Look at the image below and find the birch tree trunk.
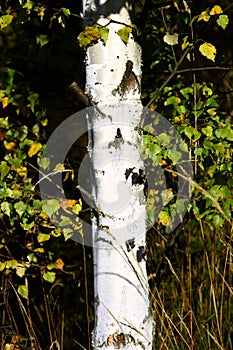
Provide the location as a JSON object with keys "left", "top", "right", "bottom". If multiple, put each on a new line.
{"left": 82, "top": 1, "right": 153, "bottom": 349}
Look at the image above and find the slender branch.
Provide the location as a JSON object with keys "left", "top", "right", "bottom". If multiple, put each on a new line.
{"left": 176, "top": 66, "right": 233, "bottom": 74}
{"left": 144, "top": 47, "right": 191, "bottom": 111}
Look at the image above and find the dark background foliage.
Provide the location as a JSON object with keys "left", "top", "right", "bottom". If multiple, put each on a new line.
{"left": 0, "top": 1, "right": 232, "bottom": 349}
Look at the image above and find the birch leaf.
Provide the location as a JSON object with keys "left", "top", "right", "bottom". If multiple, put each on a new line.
{"left": 209, "top": 5, "right": 223, "bottom": 15}
{"left": 43, "top": 271, "right": 56, "bottom": 283}
{"left": 0, "top": 15, "right": 13, "bottom": 30}
{"left": 163, "top": 33, "right": 178, "bottom": 46}
{"left": 217, "top": 15, "right": 229, "bottom": 30}
{"left": 36, "top": 34, "right": 49, "bottom": 47}
{"left": 99, "top": 27, "right": 109, "bottom": 44}
{"left": 159, "top": 211, "right": 170, "bottom": 226}
{"left": 199, "top": 42, "right": 216, "bottom": 62}
{"left": 42, "top": 199, "right": 60, "bottom": 217}
{"left": 14, "top": 201, "right": 27, "bottom": 217}
{"left": 28, "top": 142, "right": 42, "bottom": 157}
{"left": 2, "top": 96, "right": 9, "bottom": 108}
{"left": 4, "top": 140, "right": 16, "bottom": 151}
{"left": 37, "top": 233, "right": 50, "bottom": 243}
{"left": 197, "top": 11, "right": 210, "bottom": 22}
{"left": 18, "top": 285, "right": 28, "bottom": 299}
{"left": 117, "top": 27, "right": 132, "bottom": 43}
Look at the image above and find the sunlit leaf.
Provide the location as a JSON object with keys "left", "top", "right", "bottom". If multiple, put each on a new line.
{"left": 197, "top": 11, "right": 210, "bottom": 22}
{"left": 209, "top": 5, "right": 223, "bottom": 15}
{"left": 1, "top": 202, "right": 11, "bottom": 216}
{"left": 2, "top": 97, "right": 9, "bottom": 108}
{"left": 18, "top": 285, "right": 28, "bottom": 299}
{"left": 47, "top": 258, "right": 64, "bottom": 270}
{"left": 217, "top": 15, "right": 229, "bottom": 30}
{"left": 199, "top": 42, "right": 216, "bottom": 62}
{"left": 117, "top": 26, "right": 132, "bottom": 43}
{"left": 37, "top": 233, "right": 50, "bottom": 243}
{"left": 72, "top": 199, "right": 82, "bottom": 214}
{"left": 14, "top": 201, "right": 27, "bottom": 217}
{"left": 62, "top": 7, "right": 70, "bottom": 16}
{"left": 0, "top": 161, "right": 10, "bottom": 181}
{"left": 163, "top": 33, "right": 178, "bottom": 46}
{"left": 159, "top": 211, "right": 170, "bottom": 226}
{"left": 16, "top": 265, "right": 27, "bottom": 278}
{"left": 28, "top": 142, "right": 42, "bottom": 157}
{"left": 0, "top": 15, "right": 14, "bottom": 30}
{"left": 99, "top": 27, "right": 109, "bottom": 44}
{"left": 167, "top": 149, "right": 182, "bottom": 164}
{"left": 42, "top": 199, "right": 60, "bottom": 217}
{"left": 6, "top": 260, "right": 18, "bottom": 269}
{"left": 43, "top": 271, "right": 56, "bottom": 283}
{"left": 4, "top": 140, "right": 16, "bottom": 151}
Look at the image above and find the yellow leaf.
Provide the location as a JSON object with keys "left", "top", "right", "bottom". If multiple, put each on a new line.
{"left": 163, "top": 33, "right": 178, "bottom": 46}
{"left": 28, "top": 142, "right": 42, "bottom": 157}
{"left": 72, "top": 199, "right": 82, "bottom": 214}
{"left": 4, "top": 140, "right": 16, "bottom": 151}
{"left": 198, "top": 11, "right": 210, "bottom": 22}
{"left": 34, "top": 247, "right": 45, "bottom": 253}
{"left": 16, "top": 166, "right": 27, "bottom": 177}
{"left": 199, "top": 42, "right": 216, "bottom": 62}
{"left": 67, "top": 199, "right": 76, "bottom": 207}
{"left": 210, "top": 5, "right": 223, "bottom": 15}
{"left": 173, "top": 2, "right": 180, "bottom": 11}
{"left": 54, "top": 258, "right": 64, "bottom": 270}
{"left": 159, "top": 211, "right": 170, "bottom": 226}
{"left": 2, "top": 97, "right": 9, "bottom": 108}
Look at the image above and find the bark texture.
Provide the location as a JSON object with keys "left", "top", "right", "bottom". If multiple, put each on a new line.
{"left": 82, "top": 1, "right": 153, "bottom": 349}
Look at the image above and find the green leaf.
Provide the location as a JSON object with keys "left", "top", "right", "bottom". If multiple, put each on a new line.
{"left": 0, "top": 15, "right": 14, "bottom": 30}
{"left": 43, "top": 271, "right": 56, "bottom": 283}
{"left": 149, "top": 143, "right": 161, "bottom": 155}
{"left": 199, "top": 42, "right": 216, "bottom": 62}
{"left": 117, "top": 26, "right": 132, "bottom": 43}
{"left": 27, "top": 92, "right": 39, "bottom": 113}
{"left": 184, "top": 126, "right": 201, "bottom": 140}
{"left": 1, "top": 202, "right": 12, "bottom": 216}
{"left": 215, "top": 127, "right": 233, "bottom": 141}
{"left": 36, "top": 34, "right": 49, "bottom": 47}
{"left": 33, "top": 199, "right": 42, "bottom": 210}
{"left": 16, "top": 265, "right": 27, "bottom": 278}
{"left": 213, "top": 214, "right": 224, "bottom": 228}
{"left": 99, "top": 27, "right": 109, "bottom": 44}
{"left": 42, "top": 199, "right": 60, "bottom": 217}
{"left": 0, "top": 161, "right": 10, "bottom": 181}
{"left": 6, "top": 260, "right": 18, "bottom": 269}
{"left": 14, "top": 201, "right": 27, "bottom": 217}
{"left": 62, "top": 7, "right": 70, "bottom": 16}
{"left": 22, "top": 0, "right": 33, "bottom": 14}
{"left": 217, "top": 15, "right": 229, "bottom": 30}
{"left": 167, "top": 149, "right": 182, "bottom": 164}
{"left": 38, "top": 156, "right": 50, "bottom": 170}
{"left": 18, "top": 285, "right": 28, "bottom": 299}
{"left": 37, "top": 233, "right": 50, "bottom": 244}
{"left": 63, "top": 228, "right": 73, "bottom": 241}
{"left": 202, "top": 125, "right": 213, "bottom": 137}
{"left": 163, "top": 33, "right": 178, "bottom": 46}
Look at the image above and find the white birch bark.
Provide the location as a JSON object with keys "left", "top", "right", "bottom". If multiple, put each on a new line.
{"left": 82, "top": 1, "right": 153, "bottom": 349}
